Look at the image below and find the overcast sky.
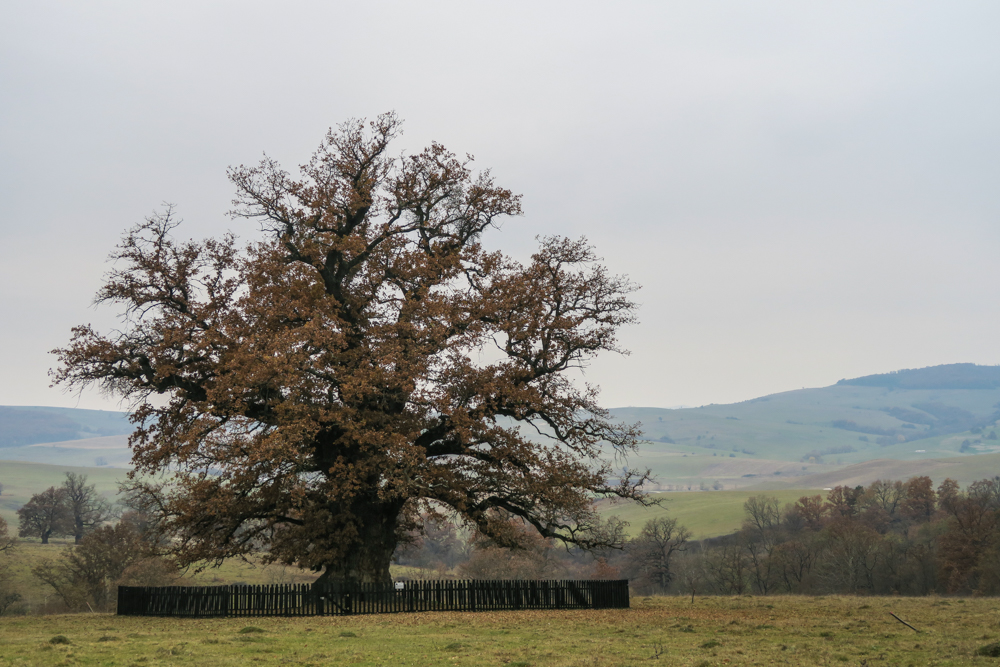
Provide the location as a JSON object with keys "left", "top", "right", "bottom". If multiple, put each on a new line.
{"left": 3, "top": 1, "right": 999, "bottom": 412}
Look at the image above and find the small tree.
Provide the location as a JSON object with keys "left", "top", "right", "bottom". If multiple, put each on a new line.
{"left": 901, "top": 476, "right": 936, "bottom": 522}
{"left": 62, "top": 473, "right": 112, "bottom": 544}
{"left": 17, "top": 487, "right": 72, "bottom": 544}
{"left": 624, "top": 516, "right": 691, "bottom": 593}
{"left": 32, "top": 521, "right": 176, "bottom": 612}
{"left": 704, "top": 542, "right": 749, "bottom": 595}
{"left": 863, "top": 479, "right": 905, "bottom": 520}
{"left": 0, "top": 517, "right": 15, "bottom": 554}
{"left": 740, "top": 494, "right": 783, "bottom": 594}
{"left": 589, "top": 557, "right": 620, "bottom": 580}
{"left": 0, "top": 517, "right": 20, "bottom": 615}
{"left": 788, "top": 494, "right": 826, "bottom": 531}
{"left": 458, "top": 518, "right": 571, "bottom": 580}
{"left": 394, "top": 514, "right": 467, "bottom": 573}
{"left": 743, "top": 494, "right": 781, "bottom": 543}
{"left": 817, "top": 519, "right": 885, "bottom": 594}
{"left": 770, "top": 537, "right": 821, "bottom": 593}
{"left": 824, "top": 485, "right": 865, "bottom": 519}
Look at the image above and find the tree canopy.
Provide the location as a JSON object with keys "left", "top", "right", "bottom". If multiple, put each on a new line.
{"left": 18, "top": 486, "right": 72, "bottom": 545}
{"left": 63, "top": 473, "right": 112, "bottom": 544}
{"left": 53, "top": 113, "right": 651, "bottom": 583}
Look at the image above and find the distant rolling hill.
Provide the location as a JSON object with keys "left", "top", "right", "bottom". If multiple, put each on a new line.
{"left": 0, "top": 406, "right": 131, "bottom": 447}
{"left": 1, "top": 434, "right": 132, "bottom": 468}
{"left": 613, "top": 363, "right": 1000, "bottom": 491}
{"left": 4, "top": 363, "right": 1000, "bottom": 502}
{"left": 4, "top": 366, "right": 1000, "bottom": 542}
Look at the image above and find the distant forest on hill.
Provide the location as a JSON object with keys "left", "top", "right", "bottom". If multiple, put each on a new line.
{"left": 838, "top": 363, "right": 1000, "bottom": 390}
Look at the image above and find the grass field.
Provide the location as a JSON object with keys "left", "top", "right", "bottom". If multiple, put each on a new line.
{"left": 1, "top": 540, "right": 321, "bottom": 614}
{"left": 600, "top": 489, "right": 812, "bottom": 539}
{"left": 0, "top": 461, "right": 126, "bottom": 527}
{"left": 1, "top": 596, "right": 998, "bottom": 666}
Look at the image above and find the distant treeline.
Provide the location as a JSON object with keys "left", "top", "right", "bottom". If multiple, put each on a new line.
{"left": 838, "top": 363, "right": 1000, "bottom": 390}
{"left": 654, "top": 476, "right": 1000, "bottom": 597}
{"left": 6, "top": 475, "right": 1000, "bottom": 614}
{"left": 395, "top": 476, "right": 1000, "bottom": 598}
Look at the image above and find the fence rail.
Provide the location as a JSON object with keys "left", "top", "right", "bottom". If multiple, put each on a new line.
{"left": 117, "top": 579, "right": 629, "bottom": 617}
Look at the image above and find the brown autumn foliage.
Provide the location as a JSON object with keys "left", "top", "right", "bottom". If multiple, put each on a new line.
{"left": 936, "top": 476, "right": 1000, "bottom": 593}
{"left": 52, "top": 113, "right": 652, "bottom": 584}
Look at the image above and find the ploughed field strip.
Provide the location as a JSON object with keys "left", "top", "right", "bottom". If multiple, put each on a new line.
{"left": 117, "top": 579, "right": 630, "bottom": 617}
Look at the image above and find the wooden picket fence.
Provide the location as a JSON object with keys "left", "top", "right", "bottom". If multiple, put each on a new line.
{"left": 117, "top": 579, "right": 629, "bottom": 617}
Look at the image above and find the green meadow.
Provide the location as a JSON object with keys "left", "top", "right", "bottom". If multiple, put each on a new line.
{"left": 0, "top": 540, "right": 319, "bottom": 615}
{"left": 1, "top": 596, "right": 998, "bottom": 666}
{"left": 600, "top": 489, "right": 812, "bottom": 540}
{"left": 0, "top": 461, "right": 124, "bottom": 527}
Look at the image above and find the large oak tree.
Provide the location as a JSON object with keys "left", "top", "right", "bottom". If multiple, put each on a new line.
{"left": 54, "top": 113, "right": 651, "bottom": 584}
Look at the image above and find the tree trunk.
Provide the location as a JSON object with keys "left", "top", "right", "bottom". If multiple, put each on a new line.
{"left": 313, "top": 498, "right": 402, "bottom": 586}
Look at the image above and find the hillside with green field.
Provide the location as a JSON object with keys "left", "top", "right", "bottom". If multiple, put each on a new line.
{"left": 0, "top": 405, "right": 132, "bottom": 469}
{"left": 599, "top": 488, "right": 811, "bottom": 539}
{"left": 4, "top": 364, "right": 1000, "bottom": 542}
{"left": 612, "top": 363, "right": 1000, "bottom": 491}
{"left": 0, "top": 435, "right": 132, "bottom": 469}
{"left": 594, "top": 451, "right": 1000, "bottom": 539}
